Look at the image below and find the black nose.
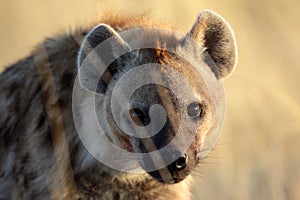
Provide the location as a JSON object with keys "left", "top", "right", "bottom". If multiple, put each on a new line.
{"left": 144, "top": 152, "right": 189, "bottom": 184}
{"left": 174, "top": 154, "right": 188, "bottom": 171}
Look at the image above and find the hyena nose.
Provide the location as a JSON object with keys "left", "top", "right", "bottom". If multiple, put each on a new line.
{"left": 174, "top": 154, "right": 188, "bottom": 171}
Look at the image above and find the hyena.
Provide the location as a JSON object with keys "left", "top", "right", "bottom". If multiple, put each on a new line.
{"left": 0, "top": 9, "right": 237, "bottom": 199}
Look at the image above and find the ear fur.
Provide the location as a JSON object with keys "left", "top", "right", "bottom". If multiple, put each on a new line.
{"left": 77, "top": 24, "right": 130, "bottom": 93}
{"left": 185, "top": 10, "right": 237, "bottom": 79}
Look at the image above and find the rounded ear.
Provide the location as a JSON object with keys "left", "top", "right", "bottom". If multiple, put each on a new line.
{"left": 185, "top": 10, "right": 237, "bottom": 79}
{"left": 77, "top": 24, "right": 130, "bottom": 93}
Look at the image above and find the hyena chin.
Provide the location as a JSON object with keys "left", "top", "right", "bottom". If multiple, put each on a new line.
{"left": 0, "top": 9, "right": 237, "bottom": 199}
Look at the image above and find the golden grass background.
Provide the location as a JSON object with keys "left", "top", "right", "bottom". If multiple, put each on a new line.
{"left": 1, "top": 0, "right": 299, "bottom": 199}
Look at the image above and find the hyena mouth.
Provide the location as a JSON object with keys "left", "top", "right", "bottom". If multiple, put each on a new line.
{"left": 142, "top": 152, "right": 190, "bottom": 184}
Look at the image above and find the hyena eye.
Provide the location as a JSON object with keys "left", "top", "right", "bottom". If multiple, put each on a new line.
{"left": 129, "top": 108, "right": 151, "bottom": 126}
{"left": 187, "top": 102, "right": 203, "bottom": 118}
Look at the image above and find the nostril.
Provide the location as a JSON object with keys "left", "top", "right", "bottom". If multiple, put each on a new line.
{"left": 175, "top": 154, "right": 188, "bottom": 170}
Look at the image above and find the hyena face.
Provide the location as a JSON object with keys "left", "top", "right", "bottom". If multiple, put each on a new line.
{"left": 124, "top": 55, "right": 215, "bottom": 183}
{"left": 75, "top": 10, "right": 237, "bottom": 184}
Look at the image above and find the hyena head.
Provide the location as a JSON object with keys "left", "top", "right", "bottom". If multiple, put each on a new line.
{"left": 75, "top": 10, "right": 237, "bottom": 184}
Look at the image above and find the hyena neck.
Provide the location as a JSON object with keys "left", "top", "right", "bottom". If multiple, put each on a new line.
{"left": 76, "top": 170, "right": 192, "bottom": 199}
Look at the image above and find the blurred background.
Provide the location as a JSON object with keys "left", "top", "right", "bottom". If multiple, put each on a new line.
{"left": 1, "top": 0, "right": 299, "bottom": 199}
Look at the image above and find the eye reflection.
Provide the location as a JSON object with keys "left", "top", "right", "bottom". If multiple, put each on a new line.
{"left": 187, "top": 102, "right": 202, "bottom": 118}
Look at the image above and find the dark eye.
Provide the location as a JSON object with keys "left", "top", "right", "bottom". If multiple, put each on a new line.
{"left": 187, "top": 102, "right": 202, "bottom": 118}
{"left": 129, "top": 108, "right": 151, "bottom": 126}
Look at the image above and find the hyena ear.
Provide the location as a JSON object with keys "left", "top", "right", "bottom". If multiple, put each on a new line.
{"left": 184, "top": 10, "right": 237, "bottom": 79}
{"left": 77, "top": 24, "right": 131, "bottom": 93}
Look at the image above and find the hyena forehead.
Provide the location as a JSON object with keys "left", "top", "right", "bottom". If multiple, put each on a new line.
{"left": 118, "top": 60, "right": 209, "bottom": 108}
{"left": 157, "top": 51, "right": 213, "bottom": 103}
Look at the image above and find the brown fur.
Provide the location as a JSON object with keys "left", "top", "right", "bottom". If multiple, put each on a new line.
{"left": 0, "top": 10, "right": 237, "bottom": 199}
